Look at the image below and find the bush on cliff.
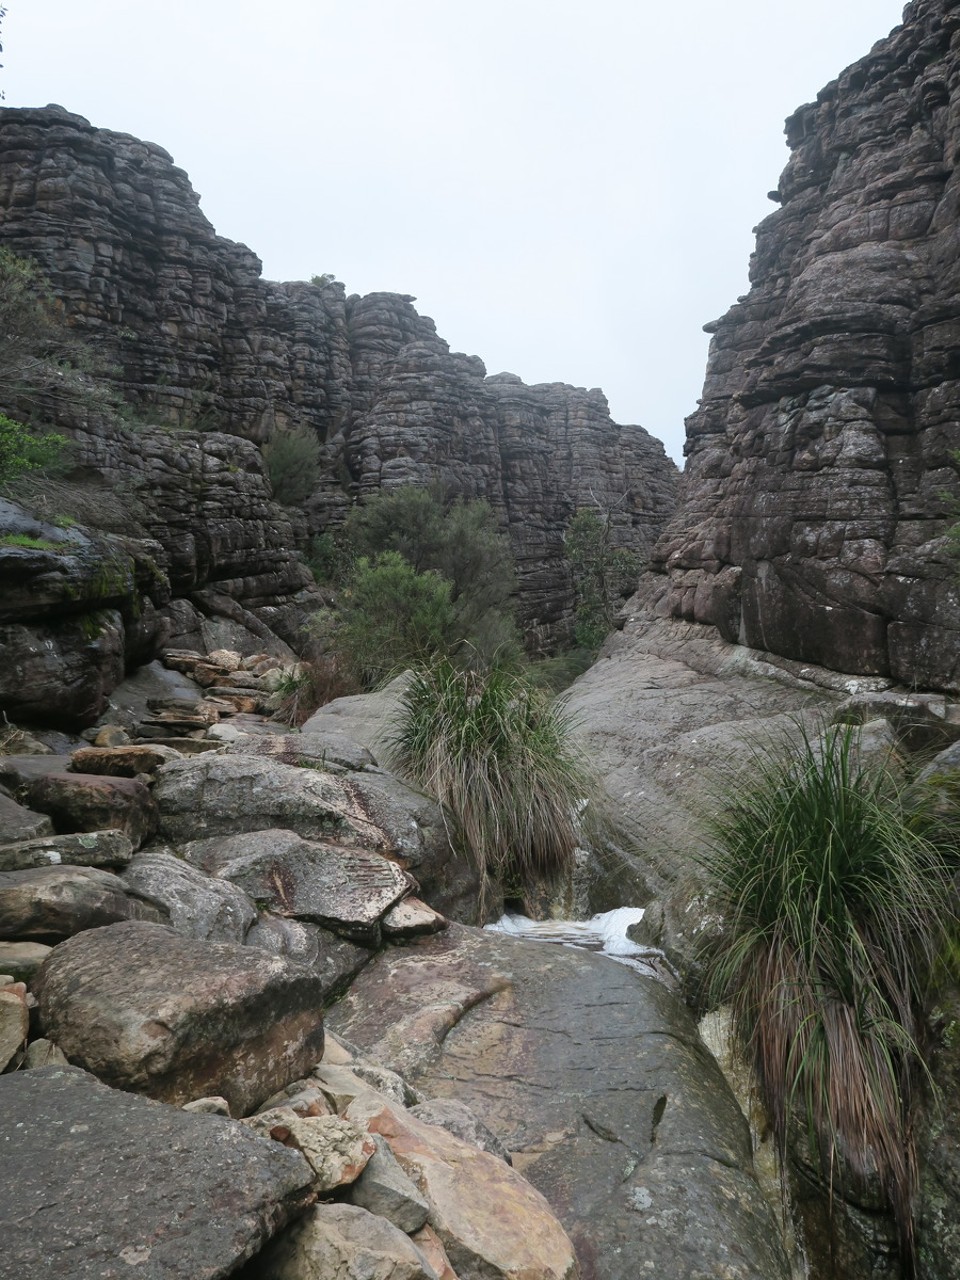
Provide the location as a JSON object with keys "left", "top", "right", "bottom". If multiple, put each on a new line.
{"left": 386, "top": 655, "right": 600, "bottom": 903}
{"left": 312, "top": 487, "right": 521, "bottom": 688}
{"left": 700, "top": 723, "right": 956, "bottom": 1272}
{"left": 564, "top": 506, "right": 639, "bottom": 651}
{"left": 263, "top": 425, "right": 321, "bottom": 506}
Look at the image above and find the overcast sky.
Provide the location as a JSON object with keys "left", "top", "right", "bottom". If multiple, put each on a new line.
{"left": 5, "top": 1, "right": 908, "bottom": 463}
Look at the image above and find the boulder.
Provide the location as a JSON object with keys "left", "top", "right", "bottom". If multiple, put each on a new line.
{"left": 383, "top": 896, "right": 449, "bottom": 938}
{"left": 245, "top": 1109, "right": 376, "bottom": 1192}
{"left": 0, "top": 981, "right": 28, "bottom": 1069}
{"left": 153, "top": 755, "right": 394, "bottom": 846}
{"left": 0, "top": 829, "right": 134, "bottom": 872}
{"left": 252, "top": 1202, "right": 440, "bottom": 1280}
{"left": 20, "top": 771, "right": 157, "bottom": 848}
{"left": 0, "top": 790, "right": 53, "bottom": 843}
{"left": 21, "top": 1036, "right": 69, "bottom": 1069}
{"left": 410, "top": 1225, "right": 459, "bottom": 1280}
{"left": 0, "top": 940, "right": 52, "bottom": 983}
{"left": 346, "top": 1095, "right": 578, "bottom": 1280}
{"left": 68, "top": 744, "right": 181, "bottom": 776}
{"left": 313, "top": 1062, "right": 419, "bottom": 1112}
{"left": 410, "top": 1099, "right": 512, "bottom": 1166}
{"left": 184, "top": 829, "right": 409, "bottom": 944}
{"left": 34, "top": 921, "right": 327, "bottom": 1114}
{"left": 244, "top": 913, "right": 371, "bottom": 1002}
{"left": 120, "top": 849, "right": 258, "bottom": 942}
{"left": 0, "top": 1065, "right": 315, "bottom": 1278}
{"left": 348, "top": 1133, "right": 431, "bottom": 1233}
{"left": 0, "top": 864, "right": 166, "bottom": 940}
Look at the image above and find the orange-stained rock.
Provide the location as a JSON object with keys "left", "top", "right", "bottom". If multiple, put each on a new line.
{"left": 69, "top": 744, "right": 180, "bottom": 776}
{"left": 411, "top": 1225, "right": 460, "bottom": 1280}
{"left": 345, "top": 1097, "right": 578, "bottom": 1280}
{"left": 0, "top": 982, "right": 29, "bottom": 1070}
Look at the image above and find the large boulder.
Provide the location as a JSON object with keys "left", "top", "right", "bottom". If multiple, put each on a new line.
{"left": 252, "top": 1202, "right": 440, "bottom": 1280}
{"left": 180, "top": 828, "right": 408, "bottom": 945}
{"left": 0, "top": 1065, "right": 315, "bottom": 1278}
{"left": 329, "top": 924, "right": 792, "bottom": 1280}
{"left": 120, "top": 849, "right": 258, "bottom": 942}
{"left": 34, "top": 921, "right": 327, "bottom": 1114}
{"left": 0, "top": 864, "right": 165, "bottom": 940}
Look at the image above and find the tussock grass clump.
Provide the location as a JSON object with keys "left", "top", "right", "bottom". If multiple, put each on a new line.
{"left": 702, "top": 723, "right": 957, "bottom": 1274}
{"left": 386, "top": 657, "right": 600, "bottom": 897}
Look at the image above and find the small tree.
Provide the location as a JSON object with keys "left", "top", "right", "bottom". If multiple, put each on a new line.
{"left": 0, "top": 413, "right": 67, "bottom": 489}
{"left": 263, "top": 425, "right": 321, "bottom": 506}
{"left": 337, "top": 551, "right": 457, "bottom": 687}
{"left": 564, "top": 507, "right": 639, "bottom": 649}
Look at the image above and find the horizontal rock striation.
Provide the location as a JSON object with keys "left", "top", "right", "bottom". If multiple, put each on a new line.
{"left": 0, "top": 106, "right": 677, "bottom": 642}
{"left": 645, "top": 0, "right": 960, "bottom": 689}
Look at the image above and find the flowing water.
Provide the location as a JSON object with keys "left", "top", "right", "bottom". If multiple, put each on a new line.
{"left": 485, "top": 907, "right": 679, "bottom": 986}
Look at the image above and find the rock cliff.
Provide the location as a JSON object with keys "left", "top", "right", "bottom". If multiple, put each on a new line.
{"left": 0, "top": 105, "right": 677, "bottom": 645}
{"left": 645, "top": 0, "right": 960, "bottom": 691}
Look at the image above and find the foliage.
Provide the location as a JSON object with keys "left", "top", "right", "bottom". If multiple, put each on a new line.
{"left": 305, "top": 531, "right": 350, "bottom": 585}
{"left": 336, "top": 552, "right": 458, "bottom": 687}
{"left": 270, "top": 657, "right": 357, "bottom": 728}
{"left": 386, "top": 656, "right": 601, "bottom": 900}
{"left": 0, "top": 532, "right": 62, "bottom": 550}
{"left": 526, "top": 647, "right": 597, "bottom": 693}
{"left": 0, "top": 414, "right": 68, "bottom": 490}
{"left": 263, "top": 426, "right": 321, "bottom": 506}
{"left": 329, "top": 486, "right": 521, "bottom": 681}
{"left": 564, "top": 507, "right": 639, "bottom": 650}
{"left": 700, "top": 723, "right": 957, "bottom": 1273}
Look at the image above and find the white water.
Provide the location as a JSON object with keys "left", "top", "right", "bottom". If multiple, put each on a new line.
{"left": 486, "top": 907, "right": 677, "bottom": 985}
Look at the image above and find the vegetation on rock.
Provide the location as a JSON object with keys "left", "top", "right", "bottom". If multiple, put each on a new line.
{"left": 564, "top": 507, "right": 639, "bottom": 651}
{"left": 263, "top": 425, "right": 322, "bottom": 507}
{"left": 700, "top": 722, "right": 957, "bottom": 1273}
{"left": 386, "top": 656, "right": 600, "bottom": 905}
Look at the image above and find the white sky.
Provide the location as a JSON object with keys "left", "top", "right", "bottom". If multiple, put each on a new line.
{"left": 5, "top": 1, "right": 908, "bottom": 463}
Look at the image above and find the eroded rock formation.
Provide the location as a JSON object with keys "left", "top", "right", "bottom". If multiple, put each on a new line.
{"left": 646, "top": 0, "right": 960, "bottom": 690}
{"left": 0, "top": 104, "right": 677, "bottom": 646}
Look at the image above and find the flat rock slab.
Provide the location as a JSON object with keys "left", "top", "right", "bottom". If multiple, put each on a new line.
{"left": 0, "top": 1065, "right": 315, "bottom": 1279}
{"left": 153, "top": 755, "right": 391, "bottom": 847}
{"left": 328, "top": 925, "right": 791, "bottom": 1280}
{"left": 0, "top": 863, "right": 166, "bottom": 940}
{"left": 69, "top": 744, "right": 181, "bottom": 776}
{"left": 21, "top": 771, "right": 158, "bottom": 849}
{"left": 183, "top": 829, "right": 409, "bottom": 944}
{"left": 0, "top": 828, "right": 134, "bottom": 872}
{"left": 35, "top": 921, "right": 327, "bottom": 1114}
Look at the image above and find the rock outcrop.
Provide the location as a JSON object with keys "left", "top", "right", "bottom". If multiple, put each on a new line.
{"left": 645, "top": 0, "right": 960, "bottom": 691}
{"left": 0, "top": 104, "right": 677, "bottom": 650}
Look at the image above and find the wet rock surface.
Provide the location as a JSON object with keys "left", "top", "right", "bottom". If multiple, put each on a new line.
{"left": 329, "top": 925, "right": 790, "bottom": 1280}
{"left": 644, "top": 0, "right": 960, "bottom": 690}
{"left": 0, "top": 1065, "right": 316, "bottom": 1279}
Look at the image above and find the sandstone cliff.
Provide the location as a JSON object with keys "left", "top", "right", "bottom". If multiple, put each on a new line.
{"left": 0, "top": 105, "right": 677, "bottom": 646}
{"left": 646, "top": 0, "right": 960, "bottom": 691}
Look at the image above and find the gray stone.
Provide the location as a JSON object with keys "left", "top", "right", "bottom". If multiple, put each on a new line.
{"left": 253, "top": 1202, "right": 440, "bottom": 1280}
{"left": 0, "top": 940, "right": 53, "bottom": 983}
{"left": 183, "top": 827, "right": 408, "bottom": 944}
{"left": 0, "top": 864, "right": 166, "bottom": 940}
{"left": 35, "top": 921, "right": 327, "bottom": 1114}
{"left": 0, "top": 789, "right": 54, "bottom": 843}
{"left": 348, "top": 1134, "right": 431, "bottom": 1233}
{"left": 0, "top": 1065, "right": 314, "bottom": 1278}
{"left": 120, "top": 849, "right": 258, "bottom": 942}
{"left": 329, "top": 924, "right": 792, "bottom": 1280}
{"left": 183, "top": 1095, "right": 232, "bottom": 1116}
{"left": 243, "top": 1110, "right": 375, "bottom": 1193}
{"left": 21, "top": 1036, "right": 69, "bottom": 1069}
{"left": 0, "top": 829, "right": 134, "bottom": 872}
{"left": 410, "top": 1099, "right": 513, "bottom": 1166}
{"left": 244, "top": 912, "right": 372, "bottom": 1001}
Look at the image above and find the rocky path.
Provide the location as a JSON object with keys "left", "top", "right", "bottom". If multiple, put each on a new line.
{"left": 328, "top": 924, "right": 792, "bottom": 1280}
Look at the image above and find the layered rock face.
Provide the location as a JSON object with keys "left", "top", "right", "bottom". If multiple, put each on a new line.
{"left": 0, "top": 105, "right": 677, "bottom": 640}
{"left": 647, "top": 0, "right": 960, "bottom": 690}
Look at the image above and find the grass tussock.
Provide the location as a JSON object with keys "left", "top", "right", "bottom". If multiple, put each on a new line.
{"left": 385, "top": 656, "right": 601, "bottom": 899}
{"left": 701, "top": 723, "right": 957, "bottom": 1275}
{"left": 271, "top": 656, "right": 358, "bottom": 728}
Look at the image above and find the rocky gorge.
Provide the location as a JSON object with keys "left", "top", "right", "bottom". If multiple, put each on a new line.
{"left": 3, "top": 0, "right": 960, "bottom": 1277}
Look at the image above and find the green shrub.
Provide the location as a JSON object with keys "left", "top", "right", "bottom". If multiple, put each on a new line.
{"left": 701, "top": 723, "right": 956, "bottom": 1270}
{"left": 386, "top": 656, "right": 600, "bottom": 901}
{"left": 564, "top": 507, "right": 639, "bottom": 650}
{"left": 337, "top": 552, "right": 457, "bottom": 687}
{"left": 270, "top": 656, "right": 357, "bottom": 727}
{"left": 0, "top": 414, "right": 68, "bottom": 490}
{"left": 263, "top": 426, "right": 321, "bottom": 506}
